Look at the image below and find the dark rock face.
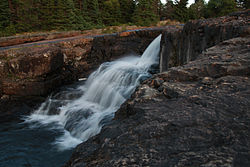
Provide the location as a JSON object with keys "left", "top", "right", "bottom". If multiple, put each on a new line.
{"left": 0, "top": 97, "right": 45, "bottom": 123}
{"left": 0, "top": 28, "right": 165, "bottom": 98}
{"left": 65, "top": 37, "right": 250, "bottom": 167}
{"left": 160, "top": 10, "right": 250, "bottom": 71}
{"left": 0, "top": 47, "right": 63, "bottom": 96}
{"left": 60, "top": 28, "right": 167, "bottom": 81}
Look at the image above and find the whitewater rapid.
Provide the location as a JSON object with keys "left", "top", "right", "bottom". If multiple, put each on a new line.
{"left": 25, "top": 34, "right": 162, "bottom": 150}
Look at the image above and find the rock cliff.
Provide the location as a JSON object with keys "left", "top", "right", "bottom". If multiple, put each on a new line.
{"left": 160, "top": 10, "right": 250, "bottom": 71}
{"left": 0, "top": 28, "right": 165, "bottom": 98}
{"left": 65, "top": 36, "right": 250, "bottom": 167}
{"left": 65, "top": 11, "right": 250, "bottom": 167}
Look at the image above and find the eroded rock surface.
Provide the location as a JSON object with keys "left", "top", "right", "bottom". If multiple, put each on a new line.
{"left": 160, "top": 10, "right": 250, "bottom": 71}
{"left": 0, "top": 28, "right": 166, "bottom": 98}
{"left": 0, "top": 47, "right": 63, "bottom": 96}
{"left": 65, "top": 37, "right": 250, "bottom": 167}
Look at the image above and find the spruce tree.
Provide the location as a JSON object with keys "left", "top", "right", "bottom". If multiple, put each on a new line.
{"left": 0, "top": 0, "right": 16, "bottom": 36}
{"left": 236, "top": 0, "right": 250, "bottom": 9}
{"left": 173, "top": 0, "right": 189, "bottom": 22}
{"left": 206, "top": 0, "right": 237, "bottom": 18}
{"left": 189, "top": 0, "right": 205, "bottom": 19}
{"left": 118, "top": 0, "right": 135, "bottom": 24}
{"left": 132, "top": 0, "right": 159, "bottom": 26}
{"left": 0, "top": 0, "right": 11, "bottom": 30}
{"left": 83, "top": 0, "right": 102, "bottom": 25}
{"left": 163, "top": 0, "right": 175, "bottom": 20}
{"left": 101, "top": 0, "right": 121, "bottom": 25}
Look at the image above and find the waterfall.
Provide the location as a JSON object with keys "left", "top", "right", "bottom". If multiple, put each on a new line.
{"left": 25, "top": 34, "right": 162, "bottom": 150}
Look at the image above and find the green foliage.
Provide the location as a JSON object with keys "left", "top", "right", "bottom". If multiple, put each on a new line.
{"left": 172, "top": 0, "right": 189, "bottom": 22}
{"left": 0, "top": 0, "right": 245, "bottom": 37}
{"left": 100, "top": 0, "right": 122, "bottom": 25}
{"left": 206, "top": 0, "right": 237, "bottom": 18}
{"left": 119, "top": 0, "right": 136, "bottom": 23}
{"left": 132, "top": 0, "right": 159, "bottom": 26}
{"left": 0, "top": 0, "right": 11, "bottom": 29}
{"left": 189, "top": 0, "right": 206, "bottom": 20}
{"left": 162, "top": 0, "right": 175, "bottom": 20}
{"left": 235, "top": 0, "right": 250, "bottom": 9}
{"left": 0, "top": 0, "right": 16, "bottom": 36}
{"left": 83, "top": 0, "right": 102, "bottom": 25}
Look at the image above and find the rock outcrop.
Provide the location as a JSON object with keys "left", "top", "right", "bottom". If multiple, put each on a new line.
{"left": 60, "top": 28, "right": 167, "bottom": 80}
{"left": 0, "top": 47, "right": 63, "bottom": 96}
{"left": 0, "top": 28, "right": 166, "bottom": 98}
{"left": 0, "top": 31, "right": 82, "bottom": 47}
{"left": 160, "top": 10, "right": 250, "bottom": 71}
{"left": 65, "top": 36, "right": 250, "bottom": 167}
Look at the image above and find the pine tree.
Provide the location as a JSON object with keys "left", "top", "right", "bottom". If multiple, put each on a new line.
{"left": 189, "top": 0, "right": 205, "bottom": 19}
{"left": 163, "top": 0, "right": 175, "bottom": 20}
{"left": 0, "top": 0, "right": 16, "bottom": 36}
{"left": 206, "top": 0, "right": 237, "bottom": 18}
{"left": 100, "top": 0, "right": 121, "bottom": 25}
{"left": 83, "top": 0, "right": 102, "bottom": 25}
{"left": 236, "top": 0, "right": 250, "bottom": 9}
{"left": 0, "top": 0, "right": 11, "bottom": 30}
{"left": 132, "top": 0, "right": 159, "bottom": 26}
{"left": 15, "top": 0, "right": 34, "bottom": 32}
{"left": 173, "top": 0, "right": 189, "bottom": 22}
{"left": 118, "top": 0, "right": 135, "bottom": 24}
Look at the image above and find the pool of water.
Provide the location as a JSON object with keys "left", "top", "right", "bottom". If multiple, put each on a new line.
{"left": 0, "top": 119, "right": 73, "bottom": 167}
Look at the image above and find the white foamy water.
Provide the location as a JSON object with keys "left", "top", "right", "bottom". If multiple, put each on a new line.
{"left": 25, "top": 34, "right": 162, "bottom": 150}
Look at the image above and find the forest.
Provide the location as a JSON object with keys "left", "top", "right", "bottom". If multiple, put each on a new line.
{"left": 0, "top": 0, "right": 249, "bottom": 37}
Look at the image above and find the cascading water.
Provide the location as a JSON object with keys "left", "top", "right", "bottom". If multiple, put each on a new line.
{"left": 25, "top": 34, "right": 162, "bottom": 150}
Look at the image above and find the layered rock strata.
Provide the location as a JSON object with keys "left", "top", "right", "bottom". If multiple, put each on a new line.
{"left": 65, "top": 36, "right": 250, "bottom": 167}
{"left": 0, "top": 28, "right": 166, "bottom": 98}
{"left": 160, "top": 10, "right": 250, "bottom": 71}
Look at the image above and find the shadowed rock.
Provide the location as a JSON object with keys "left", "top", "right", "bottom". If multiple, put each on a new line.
{"left": 65, "top": 36, "right": 250, "bottom": 167}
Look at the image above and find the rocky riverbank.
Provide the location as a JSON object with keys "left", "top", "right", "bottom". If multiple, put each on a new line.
{"left": 0, "top": 9, "right": 249, "bottom": 167}
{"left": 65, "top": 11, "right": 250, "bottom": 167}
{"left": 0, "top": 27, "right": 167, "bottom": 98}
{"left": 65, "top": 36, "right": 250, "bottom": 167}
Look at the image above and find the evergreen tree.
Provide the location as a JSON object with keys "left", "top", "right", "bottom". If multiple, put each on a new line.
{"left": 206, "top": 0, "right": 237, "bottom": 18}
{"left": 172, "top": 0, "right": 189, "bottom": 22}
{"left": 0, "top": 0, "right": 11, "bottom": 29}
{"left": 118, "top": 0, "right": 135, "bottom": 23}
{"left": 50, "top": 0, "right": 76, "bottom": 30}
{"left": 163, "top": 0, "right": 175, "bottom": 20}
{"left": 100, "top": 0, "right": 121, "bottom": 25}
{"left": 0, "top": 0, "right": 16, "bottom": 36}
{"left": 236, "top": 0, "right": 250, "bottom": 9}
{"left": 14, "top": 0, "right": 34, "bottom": 32}
{"left": 83, "top": 0, "right": 102, "bottom": 25}
{"left": 132, "top": 0, "right": 159, "bottom": 26}
{"left": 189, "top": 0, "right": 205, "bottom": 19}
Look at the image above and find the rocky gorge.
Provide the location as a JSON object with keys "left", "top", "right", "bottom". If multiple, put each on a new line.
{"left": 65, "top": 10, "right": 250, "bottom": 167}
{"left": 0, "top": 10, "right": 249, "bottom": 167}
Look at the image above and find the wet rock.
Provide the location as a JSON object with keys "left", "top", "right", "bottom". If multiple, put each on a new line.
{"left": 0, "top": 96, "right": 45, "bottom": 123}
{"left": 160, "top": 10, "right": 250, "bottom": 72}
{"left": 65, "top": 37, "right": 250, "bottom": 167}
{"left": 0, "top": 27, "right": 166, "bottom": 98}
